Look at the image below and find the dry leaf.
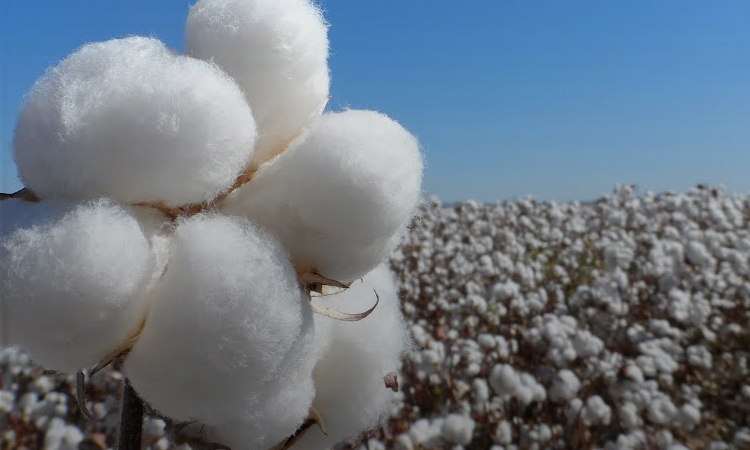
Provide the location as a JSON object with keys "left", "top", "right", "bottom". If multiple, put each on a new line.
{"left": 384, "top": 372, "right": 399, "bottom": 392}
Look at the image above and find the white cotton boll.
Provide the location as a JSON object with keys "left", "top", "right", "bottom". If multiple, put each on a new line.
{"left": 205, "top": 305, "right": 322, "bottom": 450}
{"left": 441, "top": 414, "right": 476, "bottom": 446}
{"left": 549, "top": 369, "right": 581, "bottom": 402}
{"left": 581, "top": 395, "right": 612, "bottom": 426}
{"left": 619, "top": 402, "right": 642, "bottom": 430}
{"left": 1, "top": 199, "right": 152, "bottom": 373}
{"left": 125, "top": 214, "right": 313, "bottom": 425}
{"left": 222, "top": 110, "right": 423, "bottom": 282}
{"left": 293, "top": 265, "right": 411, "bottom": 450}
{"left": 186, "top": 0, "right": 329, "bottom": 167}
{"left": 44, "top": 417, "right": 84, "bottom": 450}
{"left": 406, "top": 418, "right": 445, "bottom": 450}
{"left": 14, "top": 36, "right": 256, "bottom": 206}
{"left": 205, "top": 316, "right": 319, "bottom": 450}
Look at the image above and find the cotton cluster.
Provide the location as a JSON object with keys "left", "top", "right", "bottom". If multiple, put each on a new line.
{"left": 489, "top": 364, "right": 546, "bottom": 406}
{"left": 581, "top": 396, "right": 612, "bottom": 426}
{"left": 1, "top": 199, "right": 152, "bottom": 373}
{"left": 548, "top": 369, "right": 581, "bottom": 401}
{"left": 222, "top": 110, "right": 423, "bottom": 282}
{"left": 186, "top": 0, "right": 329, "bottom": 167}
{"left": 3, "top": 0, "right": 423, "bottom": 448}
{"left": 124, "top": 215, "right": 314, "bottom": 427}
{"left": 43, "top": 418, "right": 84, "bottom": 450}
{"left": 294, "top": 265, "right": 411, "bottom": 449}
{"left": 396, "top": 414, "right": 475, "bottom": 449}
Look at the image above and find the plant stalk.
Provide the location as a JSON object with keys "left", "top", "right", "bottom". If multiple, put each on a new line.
{"left": 118, "top": 378, "right": 144, "bottom": 450}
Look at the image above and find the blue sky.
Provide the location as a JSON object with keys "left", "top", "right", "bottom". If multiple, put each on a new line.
{"left": 1, "top": 1, "right": 748, "bottom": 202}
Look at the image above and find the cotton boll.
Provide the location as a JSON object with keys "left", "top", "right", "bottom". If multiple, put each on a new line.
{"left": 221, "top": 110, "right": 423, "bottom": 282}
{"left": 13, "top": 36, "right": 256, "bottom": 206}
{"left": 441, "top": 414, "right": 476, "bottom": 446}
{"left": 206, "top": 315, "right": 321, "bottom": 450}
{"left": 1, "top": 199, "right": 152, "bottom": 373}
{"left": 293, "top": 265, "right": 411, "bottom": 450}
{"left": 1, "top": 199, "right": 69, "bottom": 348}
{"left": 186, "top": 0, "right": 329, "bottom": 167}
{"left": 125, "top": 214, "right": 313, "bottom": 424}
{"left": 207, "top": 383, "right": 316, "bottom": 450}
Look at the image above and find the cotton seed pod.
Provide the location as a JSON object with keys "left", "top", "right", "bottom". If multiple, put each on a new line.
{"left": 124, "top": 214, "right": 313, "bottom": 424}
{"left": 186, "top": 0, "right": 330, "bottom": 167}
{"left": 0, "top": 199, "right": 153, "bottom": 374}
{"left": 13, "top": 36, "right": 256, "bottom": 206}
{"left": 221, "top": 110, "right": 423, "bottom": 282}
{"left": 293, "top": 265, "right": 412, "bottom": 450}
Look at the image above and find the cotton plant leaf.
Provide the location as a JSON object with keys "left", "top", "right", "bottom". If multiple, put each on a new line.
{"left": 384, "top": 372, "right": 399, "bottom": 392}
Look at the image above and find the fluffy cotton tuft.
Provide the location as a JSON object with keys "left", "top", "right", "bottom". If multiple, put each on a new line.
{"left": 205, "top": 314, "right": 323, "bottom": 450}
{"left": 13, "top": 36, "right": 256, "bottom": 206}
{"left": 293, "top": 265, "right": 411, "bottom": 450}
{"left": 221, "top": 110, "right": 423, "bottom": 282}
{"left": 124, "top": 214, "right": 315, "bottom": 426}
{"left": 0, "top": 199, "right": 152, "bottom": 373}
{"left": 186, "top": 0, "right": 330, "bottom": 166}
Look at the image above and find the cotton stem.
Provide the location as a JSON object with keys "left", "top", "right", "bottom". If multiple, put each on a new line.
{"left": 118, "top": 379, "right": 144, "bottom": 450}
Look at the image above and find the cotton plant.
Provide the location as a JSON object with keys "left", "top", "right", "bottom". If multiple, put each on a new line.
{"left": 0, "top": 1, "right": 423, "bottom": 449}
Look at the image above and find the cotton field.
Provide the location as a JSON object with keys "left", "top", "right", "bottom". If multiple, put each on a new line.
{"left": 1, "top": 184, "right": 748, "bottom": 450}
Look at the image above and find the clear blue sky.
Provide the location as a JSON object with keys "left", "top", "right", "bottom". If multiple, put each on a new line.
{"left": 1, "top": 1, "right": 749, "bottom": 202}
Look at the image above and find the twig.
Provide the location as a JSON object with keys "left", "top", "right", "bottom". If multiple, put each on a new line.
{"left": 0, "top": 164, "right": 257, "bottom": 220}
{"left": 76, "top": 370, "right": 94, "bottom": 421}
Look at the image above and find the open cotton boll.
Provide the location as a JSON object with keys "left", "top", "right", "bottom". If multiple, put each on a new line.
{"left": 293, "top": 265, "right": 411, "bottom": 450}
{"left": 125, "top": 214, "right": 313, "bottom": 424}
{"left": 205, "top": 314, "right": 322, "bottom": 450}
{"left": 0, "top": 199, "right": 152, "bottom": 373}
{"left": 0, "top": 199, "right": 70, "bottom": 348}
{"left": 13, "top": 36, "right": 256, "bottom": 206}
{"left": 186, "top": 0, "right": 329, "bottom": 166}
{"left": 221, "top": 110, "right": 423, "bottom": 282}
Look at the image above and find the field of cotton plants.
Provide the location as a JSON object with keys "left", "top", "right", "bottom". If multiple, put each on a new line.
{"left": 2, "top": 185, "right": 749, "bottom": 450}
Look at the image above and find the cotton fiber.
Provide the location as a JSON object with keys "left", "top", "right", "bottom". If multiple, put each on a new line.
{"left": 186, "top": 0, "right": 330, "bottom": 167}
{"left": 124, "top": 214, "right": 314, "bottom": 424}
{"left": 294, "top": 265, "right": 411, "bottom": 450}
{"left": 1, "top": 199, "right": 152, "bottom": 373}
{"left": 221, "top": 110, "right": 423, "bottom": 282}
{"left": 205, "top": 313, "right": 321, "bottom": 450}
{"left": 0, "top": 199, "right": 69, "bottom": 349}
{"left": 13, "top": 36, "right": 256, "bottom": 206}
